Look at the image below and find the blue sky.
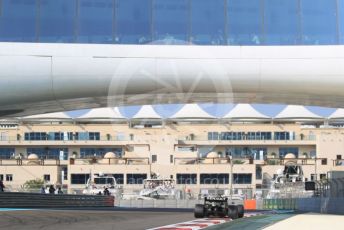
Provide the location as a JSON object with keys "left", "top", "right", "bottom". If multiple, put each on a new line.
{"left": 66, "top": 103, "right": 337, "bottom": 118}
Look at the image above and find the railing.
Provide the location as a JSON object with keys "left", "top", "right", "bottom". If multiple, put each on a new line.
{"left": 0, "top": 159, "right": 62, "bottom": 166}
{"left": 333, "top": 159, "right": 344, "bottom": 166}
{"left": 0, "top": 192, "right": 114, "bottom": 208}
{"left": 174, "top": 157, "right": 252, "bottom": 165}
{"left": 264, "top": 157, "right": 328, "bottom": 166}
{"left": 72, "top": 157, "right": 150, "bottom": 165}
{"left": 0, "top": 135, "right": 130, "bottom": 142}
{"left": 178, "top": 134, "right": 316, "bottom": 142}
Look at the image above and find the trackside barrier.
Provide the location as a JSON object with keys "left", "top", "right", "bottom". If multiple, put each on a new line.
{"left": 263, "top": 198, "right": 344, "bottom": 214}
{"left": 263, "top": 199, "right": 297, "bottom": 210}
{"left": 0, "top": 192, "right": 114, "bottom": 208}
{"left": 115, "top": 199, "right": 202, "bottom": 209}
{"left": 244, "top": 199, "right": 256, "bottom": 210}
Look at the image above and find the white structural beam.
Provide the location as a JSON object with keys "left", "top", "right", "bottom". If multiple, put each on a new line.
{"left": 1, "top": 43, "right": 344, "bottom": 116}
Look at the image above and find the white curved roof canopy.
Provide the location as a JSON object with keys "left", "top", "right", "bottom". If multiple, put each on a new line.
{"left": 22, "top": 112, "right": 71, "bottom": 120}
{"left": 223, "top": 104, "right": 269, "bottom": 120}
{"left": 78, "top": 107, "right": 126, "bottom": 120}
{"left": 328, "top": 108, "right": 344, "bottom": 119}
{"left": 132, "top": 105, "right": 162, "bottom": 119}
{"left": 169, "top": 104, "right": 215, "bottom": 119}
{"left": 274, "top": 105, "right": 322, "bottom": 120}
{"left": 3, "top": 44, "right": 344, "bottom": 117}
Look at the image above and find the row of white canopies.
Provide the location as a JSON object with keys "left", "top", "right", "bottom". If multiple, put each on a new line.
{"left": 18, "top": 104, "right": 344, "bottom": 121}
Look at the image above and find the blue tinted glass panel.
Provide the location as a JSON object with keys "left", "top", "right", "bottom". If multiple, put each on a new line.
{"left": 78, "top": 0, "right": 113, "bottom": 43}
{"left": 339, "top": 0, "right": 344, "bottom": 43}
{"left": 227, "top": 0, "right": 262, "bottom": 45}
{"left": 39, "top": 0, "right": 76, "bottom": 42}
{"left": 153, "top": 0, "right": 189, "bottom": 44}
{"left": 301, "top": 0, "right": 337, "bottom": 45}
{"left": 0, "top": 0, "right": 37, "bottom": 42}
{"left": 191, "top": 0, "right": 225, "bottom": 45}
{"left": 116, "top": 0, "right": 151, "bottom": 44}
{"left": 264, "top": 0, "right": 300, "bottom": 45}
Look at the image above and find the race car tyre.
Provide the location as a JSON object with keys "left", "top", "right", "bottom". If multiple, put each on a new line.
{"left": 228, "top": 205, "right": 239, "bottom": 219}
{"left": 237, "top": 205, "right": 244, "bottom": 218}
{"left": 194, "top": 204, "right": 205, "bottom": 218}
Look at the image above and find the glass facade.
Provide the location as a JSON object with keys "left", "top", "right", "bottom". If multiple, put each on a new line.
{"left": 26, "top": 148, "right": 68, "bottom": 160}
{"left": 0, "top": 0, "right": 343, "bottom": 45}
{"left": 0, "top": 148, "right": 15, "bottom": 159}
{"left": 226, "top": 147, "right": 267, "bottom": 160}
{"left": 279, "top": 147, "right": 299, "bottom": 158}
{"left": 126, "top": 173, "right": 147, "bottom": 184}
{"left": 80, "top": 148, "right": 123, "bottom": 158}
{"left": 71, "top": 173, "right": 90, "bottom": 184}
{"left": 200, "top": 173, "right": 229, "bottom": 184}
{"left": 233, "top": 173, "right": 252, "bottom": 184}
{"left": 176, "top": 173, "right": 197, "bottom": 184}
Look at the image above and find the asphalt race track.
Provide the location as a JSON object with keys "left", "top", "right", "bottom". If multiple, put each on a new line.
{"left": 0, "top": 208, "right": 193, "bottom": 230}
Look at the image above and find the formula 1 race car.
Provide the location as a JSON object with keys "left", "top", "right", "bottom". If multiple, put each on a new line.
{"left": 194, "top": 197, "right": 244, "bottom": 219}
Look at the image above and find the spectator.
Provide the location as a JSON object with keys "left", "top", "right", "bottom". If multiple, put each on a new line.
{"left": 48, "top": 185, "right": 55, "bottom": 194}
{"left": 40, "top": 186, "right": 45, "bottom": 194}
{"left": 103, "top": 188, "right": 110, "bottom": 196}
{"left": 57, "top": 187, "right": 63, "bottom": 194}
{"left": 0, "top": 180, "right": 5, "bottom": 192}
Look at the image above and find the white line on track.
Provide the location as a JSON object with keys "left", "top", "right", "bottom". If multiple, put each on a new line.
{"left": 147, "top": 211, "right": 276, "bottom": 230}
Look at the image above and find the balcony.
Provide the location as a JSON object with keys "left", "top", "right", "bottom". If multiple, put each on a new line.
{"left": 71, "top": 157, "right": 150, "bottom": 165}
{"left": 264, "top": 157, "right": 328, "bottom": 166}
{"left": 174, "top": 157, "right": 252, "bottom": 165}
{"left": 0, "top": 135, "right": 131, "bottom": 146}
{"left": 0, "top": 158, "right": 64, "bottom": 166}
{"left": 178, "top": 134, "right": 317, "bottom": 146}
{"left": 333, "top": 159, "right": 344, "bottom": 166}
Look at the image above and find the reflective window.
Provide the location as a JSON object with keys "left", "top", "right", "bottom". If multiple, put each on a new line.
{"left": 39, "top": 0, "right": 76, "bottom": 42}
{"left": 279, "top": 147, "right": 299, "bottom": 158}
{"left": 0, "top": 148, "right": 15, "bottom": 159}
{"left": 191, "top": 0, "right": 225, "bottom": 45}
{"left": 301, "top": 0, "right": 338, "bottom": 45}
{"left": 27, "top": 148, "right": 68, "bottom": 160}
{"left": 227, "top": 0, "right": 262, "bottom": 45}
{"left": 339, "top": 0, "right": 344, "bottom": 43}
{"left": 78, "top": 0, "right": 114, "bottom": 43}
{"left": 233, "top": 173, "right": 252, "bottom": 184}
{"left": 153, "top": 0, "right": 189, "bottom": 44}
{"left": 112, "top": 174, "right": 124, "bottom": 184}
{"left": 0, "top": 0, "right": 37, "bottom": 42}
{"left": 264, "top": 0, "right": 300, "bottom": 45}
{"left": 177, "top": 174, "right": 197, "bottom": 184}
{"left": 200, "top": 173, "right": 229, "bottom": 184}
{"left": 71, "top": 174, "right": 90, "bottom": 184}
{"left": 127, "top": 173, "right": 147, "bottom": 184}
{"left": 115, "top": 0, "right": 151, "bottom": 44}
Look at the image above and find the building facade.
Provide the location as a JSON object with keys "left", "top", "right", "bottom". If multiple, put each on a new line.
{"left": 1, "top": 117, "right": 344, "bottom": 197}
{"left": 1, "top": 0, "right": 344, "bottom": 115}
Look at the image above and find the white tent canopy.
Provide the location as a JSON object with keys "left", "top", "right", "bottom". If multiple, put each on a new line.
{"left": 223, "top": 104, "right": 269, "bottom": 119}
{"left": 169, "top": 104, "right": 215, "bottom": 119}
{"left": 328, "top": 108, "right": 344, "bottom": 119}
{"left": 22, "top": 112, "right": 71, "bottom": 120}
{"left": 78, "top": 107, "right": 125, "bottom": 120}
{"left": 275, "top": 105, "right": 322, "bottom": 119}
{"left": 132, "top": 105, "right": 162, "bottom": 119}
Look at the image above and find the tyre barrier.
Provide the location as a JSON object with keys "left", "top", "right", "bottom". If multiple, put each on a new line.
{"left": 0, "top": 192, "right": 114, "bottom": 208}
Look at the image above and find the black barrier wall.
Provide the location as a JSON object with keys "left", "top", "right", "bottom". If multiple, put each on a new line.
{"left": 0, "top": 192, "right": 114, "bottom": 208}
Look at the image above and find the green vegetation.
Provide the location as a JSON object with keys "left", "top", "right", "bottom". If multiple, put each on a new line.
{"left": 232, "top": 159, "right": 245, "bottom": 164}
{"left": 23, "top": 178, "right": 44, "bottom": 189}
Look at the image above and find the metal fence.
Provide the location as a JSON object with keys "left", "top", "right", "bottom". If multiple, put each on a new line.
{"left": 263, "top": 197, "right": 344, "bottom": 215}
{"left": 0, "top": 192, "right": 114, "bottom": 208}
{"left": 115, "top": 199, "right": 202, "bottom": 209}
